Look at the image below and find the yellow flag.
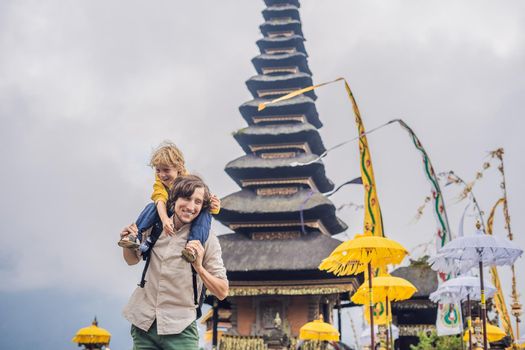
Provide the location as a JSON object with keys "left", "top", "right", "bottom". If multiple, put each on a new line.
{"left": 343, "top": 81, "right": 384, "bottom": 237}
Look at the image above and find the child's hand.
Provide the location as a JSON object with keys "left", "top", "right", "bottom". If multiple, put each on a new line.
{"left": 186, "top": 240, "right": 204, "bottom": 271}
{"left": 120, "top": 223, "right": 138, "bottom": 239}
{"left": 210, "top": 194, "right": 221, "bottom": 215}
{"left": 162, "top": 217, "right": 175, "bottom": 236}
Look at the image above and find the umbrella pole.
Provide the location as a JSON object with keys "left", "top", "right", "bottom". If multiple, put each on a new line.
{"left": 479, "top": 261, "right": 488, "bottom": 350}
{"left": 385, "top": 296, "right": 390, "bottom": 350}
{"left": 368, "top": 262, "right": 375, "bottom": 350}
{"left": 337, "top": 297, "right": 342, "bottom": 339}
{"left": 387, "top": 297, "right": 394, "bottom": 350}
{"left": 458, "top": 300, "right": 464, "bottom": 350}
{"left": 467, "top": 294, "right": 472, "bottom": 350}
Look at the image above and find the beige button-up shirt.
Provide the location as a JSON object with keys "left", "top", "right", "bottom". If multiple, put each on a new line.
{"left": 123, "top": 224, "right": 227, "bottom": 335}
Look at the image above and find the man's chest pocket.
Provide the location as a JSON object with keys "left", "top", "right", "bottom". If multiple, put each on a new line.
{"left": 165, "top": 253, "right": 191, "bottom": 274}
{"left": 164, "top": 239, "right": 189, "bottom": 270}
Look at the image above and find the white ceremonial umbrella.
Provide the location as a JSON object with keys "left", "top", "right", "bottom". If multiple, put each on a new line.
{"left": 360, "top": 325, "right": 399, "bottom": 345}
{"left": 431, "top": 231, "right": 522, "bottom": 275}
{"left": 429, "top": 276, "right": 496, "bottom": 303}
{"left": 430, "top": 229, "right": 523, "bottom": 350}
{"left": 430, "top": 275, "right": 497, "bottom": 350}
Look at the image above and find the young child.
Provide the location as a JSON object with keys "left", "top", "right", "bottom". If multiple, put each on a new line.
{"left": 118, "top": 141, "right": 220, "bottom": 261}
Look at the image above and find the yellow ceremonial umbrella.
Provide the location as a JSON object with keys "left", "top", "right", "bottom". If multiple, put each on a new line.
{"left": 463, "top": 322, "right": 506, "bottom": 342}
{"left": 72, "top": 318, "right": 111, "bottom": 346}
{"left": 299, "top": 316, "right": 340, "bottom": 342}
{"left": 351, "top": 274, "right": 417, "bottom": 304}
{"left": 352, "top": 274, "right": 416, "bottom": 350}
{"left": 319, "top": 234, "right": 408, "bottom": 276}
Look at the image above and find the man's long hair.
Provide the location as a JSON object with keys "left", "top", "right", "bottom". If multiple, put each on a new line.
{"left": 167, "top": 175, "right": 211, "bottom": 211}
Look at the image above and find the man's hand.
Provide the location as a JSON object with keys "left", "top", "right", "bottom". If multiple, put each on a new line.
{"left": 209, "top": 194, "right": 221, "bottom": 214}
{"left": 161, "top": 217, "right": 175, "bottom": 236}
{"left": 121, "top": 223, "right": 138, "bottom": 240}
{"left": 185, "top": 240, "right": 205, "bottom": 271}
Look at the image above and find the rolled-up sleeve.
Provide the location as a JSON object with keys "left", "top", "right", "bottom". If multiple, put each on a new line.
{"left": 203, "top": 232, "right": 228, "bottom": 281}
{"left": 151, "top": 174, "right": 168, "bottom": 204}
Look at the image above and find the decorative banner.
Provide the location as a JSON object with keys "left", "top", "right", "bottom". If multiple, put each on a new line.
{"left": 395, "top": 120, "right": 451, "bottom": 247}
{"left": 364, "top": 300, "right": 391, "bottom": 326}
{"left": 350, "top": 81, "right": 390, "bottom": 335}
{"left": 343, "top": 81, "right": 385, "bottom": 237}
{"left": 395, "top": 120, "right": 462, "bottom": 335}
{"left": 486, "top": 198, "right": 514, "bottom": 340}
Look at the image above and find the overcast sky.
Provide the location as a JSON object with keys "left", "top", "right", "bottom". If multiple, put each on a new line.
{"left": 1, "top": 1, "right": 524, "bottom": 349}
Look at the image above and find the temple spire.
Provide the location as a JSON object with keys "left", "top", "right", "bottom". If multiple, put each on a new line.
{"left": 208, "top": 1, "right": 357, "bottom": 347}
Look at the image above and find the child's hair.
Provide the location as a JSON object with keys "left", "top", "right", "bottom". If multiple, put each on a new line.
{"left": 149, "top": 141, "right": 187, "bottom": 175}
{"left": 168, "top": 175, "right": 211, "bottom": 211}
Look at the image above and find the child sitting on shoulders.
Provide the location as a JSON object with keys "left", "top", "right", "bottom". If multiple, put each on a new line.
{"left": 118, "top": 141, "right": 219, "bottom": 262}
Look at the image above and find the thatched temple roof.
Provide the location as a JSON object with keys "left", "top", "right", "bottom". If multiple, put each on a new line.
{"left": 218, "top": 232, "right": 343, "bottom": 272}
{"left": 239, "top": 96, "right": 321, "bottom": 128}
{"left": 262, "top": 5, "right": 300, "bottom": 22}
{"left": 233, "top": 122, "right": 325, "bottom": 155}
{"left": 246, "top": 72, "right": 315, "bottom": 99}
{"left": 264, "top": 0, "right": 300, "bottom": 8}
{"left": 252, "top": 52, "right": 311, "bottom": 75}
{"left": 256, "top": 35, "right": 306, "bottom": 55}
{"left": 260, "top": 19, "right": 303, "bottom": 37}
{"left": 225, "top": 153, "right": 335, "bottom": 193}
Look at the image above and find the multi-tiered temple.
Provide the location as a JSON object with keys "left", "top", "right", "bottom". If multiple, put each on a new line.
{"left": 207, "top": 0, "right": 359, "bottom": 348}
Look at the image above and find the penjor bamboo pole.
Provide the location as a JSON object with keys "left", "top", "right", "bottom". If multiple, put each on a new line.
{"left": 496, "top": 150, "right": 522, "bottom": 344}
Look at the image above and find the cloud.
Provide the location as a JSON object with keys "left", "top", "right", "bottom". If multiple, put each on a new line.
{"left": 0, "top": 0, "right": 524, "bottom": 345}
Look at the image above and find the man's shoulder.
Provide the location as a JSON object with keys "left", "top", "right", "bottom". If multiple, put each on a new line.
{"left": 204, "top": 230, "right": 222, "bottom": 249}
{"left": 206, "top": 230, "right": 219, "bottom": 243}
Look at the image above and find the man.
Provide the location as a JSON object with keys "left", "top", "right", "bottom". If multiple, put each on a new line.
{"left": 120, "top": 175, "right": 228, "bottom": 350}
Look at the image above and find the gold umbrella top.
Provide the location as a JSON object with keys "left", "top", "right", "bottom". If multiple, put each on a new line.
{"left": 72, "top": 317, "right": 111, "bottom": 345}
{"left": 299, "top": 316, "right": 340, "bottom": 342}
{"left": 351, "top": 273, "right": 417, "bottom": 304}
{"left": 319, "top": 234, "right": 408, "bottom": 276}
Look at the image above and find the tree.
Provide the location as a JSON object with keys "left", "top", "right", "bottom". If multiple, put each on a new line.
{"left": 409, "top": 330, "right": 462, "bottom": 350}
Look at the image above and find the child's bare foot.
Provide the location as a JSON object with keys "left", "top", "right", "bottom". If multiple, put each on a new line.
{"left": 181, "top": 247, "right": 196, "bottom": 263}
{"left": 118, "top": 234, "right": 139, "bottom": 249}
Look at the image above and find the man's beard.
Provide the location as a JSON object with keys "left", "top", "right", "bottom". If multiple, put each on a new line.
{"left": 174, "top": 210, "right": 197, "bottom": 227}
